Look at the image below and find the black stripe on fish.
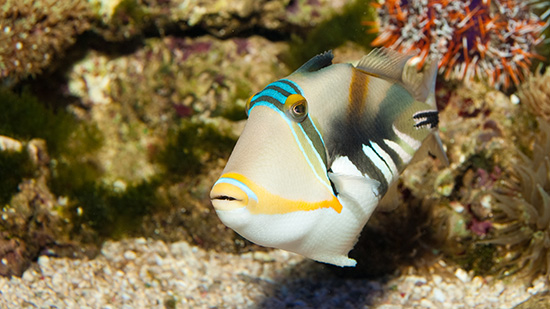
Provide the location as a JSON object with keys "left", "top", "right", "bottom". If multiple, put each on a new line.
{"left": 327, "top": 121, "right": 391, "bottom": 196}
{"left": 364, "top": 142, "right": 393, "bottom": 178}
{"left": 278, "top": 79, "right": 302, "bottom": 94}
{"left": 250, "top": 95, "right": 282, "bottom": 107}
{"left": 326, "top": 84, "right": 415, "bottom": 197}
{"left": 413, "top": 110, "right": 439, "bottom": 129}
{"left": 264, "top": 85, "right": 292, "bottom": 97}
{"left": 300, "top": 118, "right": 328, "bottom": 167}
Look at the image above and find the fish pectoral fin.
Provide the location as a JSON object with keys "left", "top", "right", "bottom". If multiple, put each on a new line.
{"left": 328, "top": 172, "right": 381, "bottom": 216}
{"left": 411, "top": 132, "right": 449, "bottom": 167}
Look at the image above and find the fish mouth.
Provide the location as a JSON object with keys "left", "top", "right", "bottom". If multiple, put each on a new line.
{"left": 210, "top": 180, "right": 250, "bottom": 211}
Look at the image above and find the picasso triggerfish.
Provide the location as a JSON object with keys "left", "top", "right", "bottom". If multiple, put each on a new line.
{"left": 210, "top": 47, "right": 447, "bottom": 267}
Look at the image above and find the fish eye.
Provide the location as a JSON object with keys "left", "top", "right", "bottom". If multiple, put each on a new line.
{"left": 284, "top": 94, "right": 308, "bottom": 122}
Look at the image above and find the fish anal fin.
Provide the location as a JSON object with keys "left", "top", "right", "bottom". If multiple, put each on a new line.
{"left": 411, "top": 132, "right": 449, "bottom": 167}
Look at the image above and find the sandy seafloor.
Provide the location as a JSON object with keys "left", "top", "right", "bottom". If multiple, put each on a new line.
{"left": 0, "top": 238, "right": 547, "bottom": 308}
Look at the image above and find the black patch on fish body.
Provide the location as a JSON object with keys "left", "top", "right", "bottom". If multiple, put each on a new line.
{"left": 413, "top": 110, "right": 439, "bottom": 129}
{"left": 326, "top": 83, "right": 415, "bottom": 197}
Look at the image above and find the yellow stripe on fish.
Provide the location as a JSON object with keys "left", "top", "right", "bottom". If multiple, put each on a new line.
{"left": 212, "top": 172, "right": 342, "bottom": 215}
{"left": 211, "top": 47, "right": 447, "bottom": 267}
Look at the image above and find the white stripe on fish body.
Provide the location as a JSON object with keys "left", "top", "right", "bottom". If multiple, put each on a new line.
{"left": 211, "top": 48, "right": 446, "bottom": 267}
{"left": 361, "top": 143, "right": 395, "bottom": 185}
{"left": 392, "top": 124, "right": 422, "bottom": 151}
{"left": 370, "top": 141, "right": 399, "bottom": 183}
{"left": 383, "top": 138, "right": 413, "bottom": 163}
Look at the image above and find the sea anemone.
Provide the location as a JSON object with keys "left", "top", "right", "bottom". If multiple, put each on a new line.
{"left": 485, "top": 118, "right": 550, "bottom": 279}
{"left": 517, "top": 68, "right": 550, "bottom": 122}
{"left": 366, "top": 0, "right": 547, "bottom": 89}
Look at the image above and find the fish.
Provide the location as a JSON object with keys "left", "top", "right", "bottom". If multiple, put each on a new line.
{"left": 210, "top": 47, "right": 447, "bottom": 267}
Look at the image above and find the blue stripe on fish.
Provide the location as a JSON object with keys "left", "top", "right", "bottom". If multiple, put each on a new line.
{"left": 249, "top": 79, "right": 326, "bottom": 154}
{"left": 247, "top": 79, "right": 331, "bottom": 191}
{"left": 214, "top": 177, "right": 259, "bottom": 202}
{"left": 250, "top": 80, "right": 302, "bottom": 108}
{"left": 251, "top": 101, "right": 332, "bottom": 193}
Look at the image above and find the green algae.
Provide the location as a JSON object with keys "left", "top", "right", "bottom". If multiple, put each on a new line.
{"left": 111, "top": 0, "right": 150, "bottom": 37}
{"left": 283, "top": 0, "right": 377, "bottom": 70}
{"left": 0, "top": 88, "right": 76, "bottom": 156}
{"left": 158, "top": 120, "right": 237, "bottom": 178}
{"left": 0, "top": 150, "right": 34, "bottom": 205}
{"left": 70, "top": 179, "right": 162, "bottom": 238}
{"left": 219, "top": 103, "right": 247, "bottom": 122}
{"left": 453, "top": 244, "right": 497, "bottom": 276}
{"left": 0, "top": 87, "right": 102, "bottom": 205}
{"left": 216, "top": 80, "right": 250, "bottom": 121}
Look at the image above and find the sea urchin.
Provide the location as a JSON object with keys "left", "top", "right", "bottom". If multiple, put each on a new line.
{"left": 367, "top": 0, "right": 547, "bottom": 89}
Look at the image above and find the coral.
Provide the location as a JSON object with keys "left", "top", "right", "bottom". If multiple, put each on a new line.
{"left": 396, "top": 79, "right": 530, "bottom": 276}
{"left": 367, "top": 0, "right": 547, "bottom": 89}
{"left": 0, "top": 88, "right": 103, "bottom": 277}
{"left": 518, "top": 68, "right": 550, "bottom": 122}
{"left": 485, "top": 118, "right": 550, "bottom": 279}
{"left": 0, "top": 0, "right": 92, "bottom": 82}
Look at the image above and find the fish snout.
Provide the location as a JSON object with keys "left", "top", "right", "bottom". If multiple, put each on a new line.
{"left": 210, "top": 178, "right": 255, "bottom": 211}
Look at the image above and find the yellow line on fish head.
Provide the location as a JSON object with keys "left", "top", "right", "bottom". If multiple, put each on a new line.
{"left": 210, "top": 105, "right": 341, "bottom": 215}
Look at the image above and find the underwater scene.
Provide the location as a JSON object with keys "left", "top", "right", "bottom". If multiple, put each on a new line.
{"left": 1, "top": 0, "right": 550, "bottom": 307}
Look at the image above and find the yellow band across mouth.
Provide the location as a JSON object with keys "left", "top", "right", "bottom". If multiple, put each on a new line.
{"left": 211, "top": 172, "right": 342, "bottom": 215}
{"left": 210, "top": 181, "right": 250, "bottom": 211}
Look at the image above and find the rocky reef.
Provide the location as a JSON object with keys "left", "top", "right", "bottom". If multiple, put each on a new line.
{"left": 1, "top": 1, "right": 550, "bottom": 303}
{"left": 0, "top": 0, "right": 372, "bottom": 277}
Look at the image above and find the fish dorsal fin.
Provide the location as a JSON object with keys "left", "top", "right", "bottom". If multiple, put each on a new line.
{"left": 355, "top": 47, "right": 413, "bottom": 83}
{"left": 356, "top": 48, "right": 439, "bottom": 105}
{"left": 292, "top": 50, "right": 334, "bottom": 74}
